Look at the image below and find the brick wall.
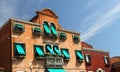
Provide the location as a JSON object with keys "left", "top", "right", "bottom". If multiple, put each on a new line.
{"left": 110, "top": 57, "right": 120, "bottom": 72}
{"left": 83, "top": 49, "right": 110, "bottom": 72}
{"left": 0, "top": 21, "right": 12, "bottom": 72}
{"left": 10, "top": 8, "right": 86, "bottom": 72}
{"left": 81, "top": 42, "right": 93, "bottom": 49}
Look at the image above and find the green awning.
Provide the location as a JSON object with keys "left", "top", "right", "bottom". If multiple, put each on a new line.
{"left": 15, "top": 24, "right": 23, "bottom": 28}
{"left": 43, "top": 24, "right": 51, "bottom": 34}
{"left": 76, "top": 51, "right": 83, "bottom": 60}
{"left": 47, "top": 45, "right": 55, "bottom": 55}
{"left": 48, "top": 69, "right": 65, "bottom": 72}
{"left": 36, "top": 46, "right": 44, "bottom": 57}
{"left": 54, "top": 46, "right": 61, "bottom": 55}
{"left": 34, "top": 27, "right": 41, "bottom": 33}
{"left": 73, "top": 35, "right": 79, "bottom": 40}
{"left": 62, "top": 49, "right": 70, "bottom": 59}
{"left": 16, "top": 44, "right": 25, "bottom": 55}
{"left": 60, "top": 32, "right": 66, "bottom": 37}
{"left": 51, "top": 26, "right": 58, "bottom": 36}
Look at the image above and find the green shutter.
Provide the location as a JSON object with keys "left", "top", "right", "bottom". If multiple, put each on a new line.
{"left": 43, "top": 22, "right": 51, "bottom": 34}
{"left": 46, "top": 45, "right": 55, "bottom": 55}
{"left": 76, "top": 51, "right": 83, "bottom": 60}
{"left": 35, "top": 46, "right": 44, "bottom": 57}
{"left": 62, "top": 49, "right": 70, "bottom": 59}
{"left": 16, "top": 44, "right": 25, "bottom": 55}
{"left": 48, "top": 69, "right": 65, "bottom": 72}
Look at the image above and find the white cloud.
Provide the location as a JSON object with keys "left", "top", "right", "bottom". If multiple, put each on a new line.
{"left": 81, "top": 2, "right": 120, "bottom": 41}
{"left": 0, "top": 0, "right": 45, "bottom": 26}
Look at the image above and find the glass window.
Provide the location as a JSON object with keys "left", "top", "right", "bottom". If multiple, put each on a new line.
{"left": 75, "top": 50, "right": 84, "bottom": 61}
{"left": 73, "top": 34, "right": 80, "bottom": 42}
{"left": 34, "top": 45, "right": 44, "bottom": 58}
{"left": 85, "top": 54, "right": 91, "bottom": 65}
{"left": 53, "top": 45, "right": 62, "bottom": 55}
{"left": 14, "top": 43, "right": 26, "bottom": 58}
{"left": 59, "top": 32, "right": 67, "bottom": 40}
{"left": 61, "top": 49, "right": 70, "bottom": 59}
{"left": 46, "top": 44, "right": 55, "bottom": 55}
{"left": 32, "top": 27, "right": 41, "bottom": 35}
{"left": 13, "top": 23, "right": 24, "bottom": 32}
{"left": 104, "top": 56, "right": 110, "bottom": 65}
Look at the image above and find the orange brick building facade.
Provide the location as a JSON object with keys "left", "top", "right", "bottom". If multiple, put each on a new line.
{"left": 0, "top": 8, "right": 86, "bottom": 72}
{"left": 110, "top": 56, "right": 120, "bottom": 72}
{"left": 82, "top": 42, "right": 110, "bottom": 72}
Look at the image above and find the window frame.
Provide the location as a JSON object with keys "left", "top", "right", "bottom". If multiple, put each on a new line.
{"left": 59, "top": 32, "right": 67, "bottom": 40}
{"left": 84, "top": 54, "right": 91, "bottom": 65}
{"left": 32, "top": 26, "right": 42, "bottom": 35}
{"left": 104, "top": 56, "right": 110, "bottom": 66}
{"left": 75, "top": 50, "right": 84, "bottom": 61}
{"left": 43, "top": 21, "right": 51, "bottom": 35}
{"left": 45, "top": 44, "right": 55, "bottom": 55}
{"left": 61, "top": 48, "right": 70, "bottom": 60}
{"left": 34, "top": 45, "right": 45, "bottom": 59}
{"left": 14, "top": 42, "right": 26, "bottom": 58}
{"left": 13, "top": 23, "right": 25, "bottom": 33}
{"left": 50, "top": 23, "right": 58, "bottom": 37}
{"left": 72, "top": 34, "right": 80, "bottom": 43}
{"left": 53, "top": 45, "right": 62, "bottom": 56}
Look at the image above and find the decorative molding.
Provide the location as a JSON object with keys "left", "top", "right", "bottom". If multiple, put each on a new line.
{"left": 43, "top": 41, "right": 59, "bottom": 45}
{"left": 83, "top": 48, "right": 109, "bottom": 54}
{"left": 10, "top": 18, "right": 41, "bottom": 26}
{"left": 58, "top": 28, "right": 80, "bottom": 35}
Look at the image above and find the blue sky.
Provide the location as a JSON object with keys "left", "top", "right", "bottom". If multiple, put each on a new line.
{"left": 0, "top": 0, "right": 120, "bottom": 57}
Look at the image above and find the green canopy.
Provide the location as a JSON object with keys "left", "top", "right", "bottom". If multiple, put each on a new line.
{"left": 62, "top": 49, "right": 70, "bottom": 59}
{"left": 48, "top": 69, "right": 65, "bottom": 72}
{"left": 16, "top": 44, "right": 25, "bottom": 55}
{"left": 76, "top": 51, "right": 83, "bottom": 60}
{"left": 54, "top": 46, "right": 61, "bottom": 55}
{"left": 51, "top": 26, "right": 58, "bottom": 36}
{"left": 46, "top": 45, "right": 55, "bottom": 55}
{"left": 43, "top": 23, "right": 51, "bottom": 34}
{"left": 35, "top": 46, "right": 44, "bottom": 57}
